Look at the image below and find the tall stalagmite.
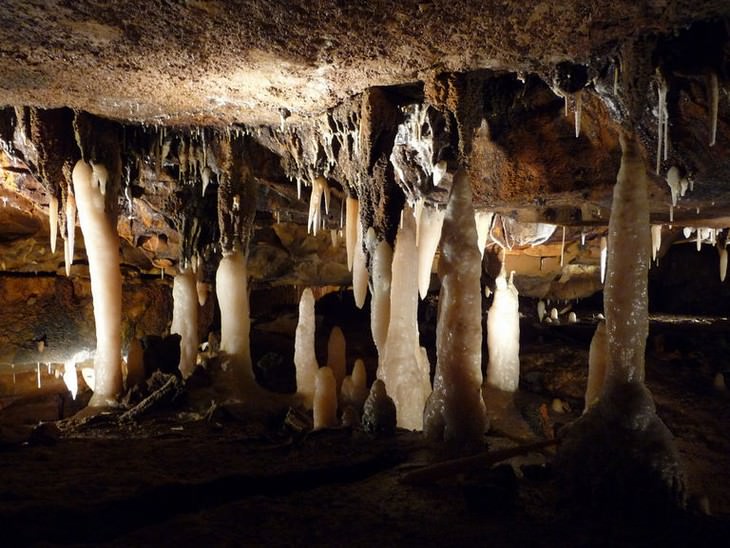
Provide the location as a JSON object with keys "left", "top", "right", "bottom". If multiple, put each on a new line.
{"left": 72, "top": 160, "right": 122, "bottom": 407}
{"left": 171, "top": 269, "right": 199, "bottom": 378}
{"left": 424, "top": 171, "right": 487, "bottom": 445}
{"left": 378, "top": 207, "right": 432, "bottom": 430}
{"left": 295, "top": 288, "right": 319, "bottom": 408}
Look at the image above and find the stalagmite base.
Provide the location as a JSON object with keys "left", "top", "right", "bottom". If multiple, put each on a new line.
{"left": 557, "top": 134, "right": 686, "bottom": 518}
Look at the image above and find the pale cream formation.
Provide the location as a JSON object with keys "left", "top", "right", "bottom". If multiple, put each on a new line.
{"left": 486, "top": 271, "right": 521, "bottom": 393}
{"left": 367, "top": 228, "right": 392, "bottom": 355}
{"left": 216, "top": 250, "right": 255, "bottom": 391}
{"left": 326, "top": 326, "right": 347, "bottom": 391}
{"left": 604, "top": 134, "right": 651, "bottom": 383}
{"left": 313, "top": 366, "right": 338, "bottom": 429}
{"left": 584, "top": 320, "right": 608, "bottom": 411}
{"left": 294, "top": 288, "right": 319, "bottom": 408}
{"left": 424, "top": 171, "right": 487, "bottom": 444}
{"left": 171, "top": 269, "right": 199, "bottom": 378}
{"left": 73, "top": 160, "right": 122, "bottom": 406}
{"left": 378, "top": 206, "right": 432, "bottom": 430}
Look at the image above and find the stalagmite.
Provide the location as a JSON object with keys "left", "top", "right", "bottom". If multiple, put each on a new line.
{"left": 73, "top": 160, "right": 122, "bottom": 406}
{"left": 341, "top": 358, "right": 369, "bottom": 411}
{"left": 362, "top": 379, "right": 397, "bottom": 434}
{"left": 125, "top": 338, "right": 145, "bottom": 389}
{"left": 485, "top": 272, "right": 521, "bottom": 393}
{"left": 651, "top": 225, "right": 662, "bottom": 262}
{"left": 294, "top": 288, "right": 319, "bottom": 408}
{"left": 424, "top": 171, "right": 487, "bottom": 444}
{"left": 475, "top": 211, "right": 494, "bottom": 260}
{"left": 709, "top": 72, "right": 718, "bottom": 147}
{"left": 379, "top": 206, "right": 431, "bottom": 431}
{"left": 326, "top": 326, "right": 347, "bottom": 391}
{"left": 558, "top": 133, "right": 686, "bottom": 513}
{"left": 584, "top": 321, "right": 608, "bottom": 411}
{"left": 216, "top": 250, "right": 255, "bottom": 392}
{"left": 568, "top": 311, "right": 577, "bottom": 323}
{"left": 65, "top": 191, "right": 76, "bottom": 276}
{"left": 63, "top": 361, "right": 78, "bottom": 400}
{"left": 600, "top": 236, "right": 607, "bottom": 283}
{"left": 550, "top": 307, "right": 559, "bottom": 321}
{"left": 352, "top": 220, "right": 368, "bottom": 309}
{"left": 368, "top": 229, "right": 392, "bottom": 355}
{"left": 537, "top": 300, "right": 546, "bottom": 322}
{"left": 345, "top": 197, "right": 359, "bottom": 271}
{"left": 171, "top": 269, "right": 199, "bottom": 378}
{"left": 719, "top": 247, "right": 727, "bottom": 282}
{"left": 196, "top": 281, "right": 209, "bottom": 307}
{"left": 418, "top": 206, "right": 446, "bottom": 298}
{"left": 48, "top": 195, "right": 58, "bottom": 254}
{"left": 313, "top": 367, "right": 338, "bottom": 429}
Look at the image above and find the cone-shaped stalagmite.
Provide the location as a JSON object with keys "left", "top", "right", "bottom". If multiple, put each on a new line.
{"left": 424, "top": 171, "right": 487, "bottom": 445}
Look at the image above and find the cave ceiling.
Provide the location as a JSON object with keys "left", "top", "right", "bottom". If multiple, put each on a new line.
{"left": 0, "top": 0, "right": 729, "bottom": 301}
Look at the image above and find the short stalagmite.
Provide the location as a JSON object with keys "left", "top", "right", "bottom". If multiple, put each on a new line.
{"left": 216, "top": 250, "right": 255, "bottom": 392}
{"left": 171, "top": 269, "right": 199, "bottom": 378}
{"left": 294, "top": 288, "right": 319, "bottom": 408}
{"left": 486, "top": 271, "right": 521, "bottom": 393}
{"left": 326, "top": 326, "right": 347, "bottom": 391}
{"left": 584, "top": 320, "right": 608, "bottom": 411}
{"left": 378, "top": 206, "right": 432, "bottom": 430}
{"left": 341, "top": 358, "right": 369, "bottom": 411}
{"left": 72, "top": 160, "right": 122, "bottom": 407}
{"left": 424, "top": 171, "right": 487, "bottom": 445}
{"left": 313, "top": 366, "right": 338, "bottom": 429}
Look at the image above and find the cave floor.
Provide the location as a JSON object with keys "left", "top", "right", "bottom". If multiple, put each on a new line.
{"left": 0, "top": 318, "right": 729, "bottom": 546}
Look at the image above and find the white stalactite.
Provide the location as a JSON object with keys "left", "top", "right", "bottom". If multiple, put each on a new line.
{"left": 709, "top": 72, "right": 719, "bottom": 147}
{"left": 216, "top": 250, "right": 255, "bottom": 391}
{"left": 171, "top": 269, "right": 199, "bottom": 378}
{"left": 666, "top": 166, "right": 680, "bottom": 207}
{"left": 537, "top": 300, "right": 546, "bottom": 322}
{"left": 651, "top": 225, "right": 662, "bottom": 262}
{"left": 73, "top": 160, "right": 122, "bottom": 406}
{"left": 574, "top": 90, "right": 582, "bottom": 138}
{"left": 417, "top": 206, "right": 446, "bottom": 299}
{"left": 475, "top": 211, "right": 494, "bottom": 260}
{"left": 486, "top": 272, "right": 521, "bottom": 392}
{"left": 63, "top": 361, "right": 78, "bottom": 400}
{"left": 560, "top": 225, "right": 566, "bottom": 266}
{"left": 65, "top": 191, "right": 76, "bottom": 276}
{"left": 656, "top": 72, "right": 669, "bottom": 174}
{"left": 367, "top": 229, "right": 392, "bottom": 356}
{"left": 48, "top": 195, "right": 58, "bottom": 254}
{"left": 424, "top": 171, "right": 487, "bottom": 444}
{"left": 345, "top": 197, "right": 359, "bottom": 271}
{"left": 352, "top": 219, "right": 368, "bottom": 309}
{"left": 294, "top": 288, "right": 319, "bottom": 408}
{"left": 313, "top": 367, "right": 338, "bottom": 429}
{"left": 378, "top": 206, "right": 431, "bottom": 431}
{"left": 600, "top": 236, "right": 608, "bottom": 284}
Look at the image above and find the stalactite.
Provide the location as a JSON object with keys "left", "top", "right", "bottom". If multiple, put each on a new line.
{"left": 474, "top": 211, "right": 494, "bottom": 260}
{"left": 73, "top": 160, "right": 122, "bottom": 407}
{"left": 560, "top": 226, "right": 566, "bottom": 266}
{"left": 656, "top": 70, "right": 669, "bottom": 174}
{"left": 367, "top": 229, "right": 392, "bottom": 356}
{"left": 352, "top": 219, "right": 368, "bottom": 309}
{"left": 666, "top": 166, "right": 680, "bottom": 207}
{"left": 651, "top": 225, "right": 662, "bottom": 262}
{"left": 709, "top": 71, "right": 719, "bottom": 147}
{"left": 719, "top": 246, "right": 728, "bottom": 282}
{"left": 600, "top": 236, "right": 607, "bottom": 283}
{"left": 574, "top": 90, "right": 582, "bottom": 138}
{"left": 345, "top": 196, "right": 359, "bottom": 271}
{"left": 379, "top": 206, "right": 431, "bottom": 431}
{"left": 64, "top": 191, "right": 76, "bottom": 276}
{"left": 295, "top": 288, "right": 319, "bottom": 408}
{"left": 48, "top": 195, "right": 58, "bottom": 254}
{"left": 424, "top": 171, "right": 487, "bottom": 445}
{"left": 537, "top": 300, "right": 546, "bottom": 322}
{"left": 417, "top": 206, "right": 446, "bottom": 300}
